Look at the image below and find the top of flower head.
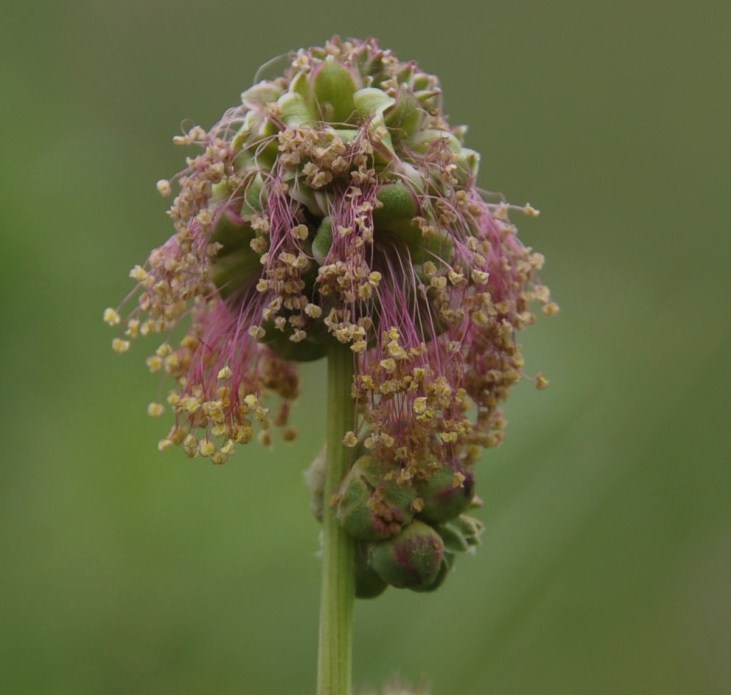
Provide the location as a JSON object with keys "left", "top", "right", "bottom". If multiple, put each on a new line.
{"left": 105, "top": 36, "right": 557, "bottom": 469}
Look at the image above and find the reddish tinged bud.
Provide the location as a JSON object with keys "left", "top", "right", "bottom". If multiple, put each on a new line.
{"left": 369, "top": 520, "right": 445, "bottom": 589}
{"left": 417, "top": 464, "right": 475, "bottom": 523}
{"left": 336, "top": 456, "right": 417, "bottom": 541}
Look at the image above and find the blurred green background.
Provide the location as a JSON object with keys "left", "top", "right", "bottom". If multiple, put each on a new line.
{"left": 2, "top": 1, "right": 729, "bottom": 693}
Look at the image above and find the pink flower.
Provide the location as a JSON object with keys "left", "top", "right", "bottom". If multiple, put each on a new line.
{"left": 105, "top": 36, "right": 556, "bottom": 470}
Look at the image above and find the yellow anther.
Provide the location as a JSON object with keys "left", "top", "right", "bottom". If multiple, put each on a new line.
{"left": 472, "top": 269, "right": 490, "bottom": 285}
{"left": 536, "top": 373, "right": 550, "bottom": 390}
{"left": 422, "top": 261, "right": 437, "bottom": 277}
{"left": 217, "top": 366, "right": 232, "bottom": 380}
{"left": 129, "top": 265, "right": 148, "bottom": 282}
{"left": 387, "top": 341, "right": 408, "bottom": 360}
{"left": 199, "top": 440, "right": 216, "bottom": 457}
{"left": 342, "top": 431, "right": 359, "bottom": 447}
{"left": 103, "top": 308, "right": 121, "bottom": 325}
{"left": 448, "top": 270, "right": 465, "bottom": 286}
{"left": 291, "top": 224, "right": 309, "bottom": 240}
{"left": 379, "top": 358, "right": 397, "bottom": 372}
{"left": 157, "top": 438, "right": 173, "bottom": 452}
{"left": 112, "top": 338, "right": 130, "bottom": 353}
{"left": 368, "top": 271, "right": 382, "bottom": 286}
{"left": 304, "top": 303, "right": 322, "bottom": 318}
{"left": 250, "top": 237, "right": 268, "bottom": 253}
{"left": 357, "top": 284, "right": 373, "bottom": 300}
{"left": 179, "top": 396, "right": 200, "bottom": 414}
{"left": 147, "top": 402, "right": 164, "bottom": 417}
{"left": 156, "top": 179, "right": 172, "bottom": 197}
{"left": 413, "top": 397, "right": 428, "bottom": 414}
{"left": 379, "top": 433, "right": 395, "bottom": 448}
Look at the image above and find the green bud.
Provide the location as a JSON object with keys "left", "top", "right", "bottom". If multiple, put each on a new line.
{"left": 355, "top": 542, "right": 388, "bottom": 599}
{"left": 369, "top": 520, "right": 445, "bottom": 589}
{"left": 336, "top": 455, "right": 417, "bottom": 541}
{"left": 416, "top": 464, "right": 475, "bottom": 523}
{"left": 312, "top": 56, "right": 359, "bottom": 123}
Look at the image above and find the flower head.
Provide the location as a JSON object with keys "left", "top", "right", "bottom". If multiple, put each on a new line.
{"left": 106, "top": 36, "right": 556, "bottom": 470}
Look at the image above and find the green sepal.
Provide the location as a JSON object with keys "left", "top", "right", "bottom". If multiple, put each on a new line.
{"left": 289, "top": 70, "right": 309, "bottom": 98}
{"left": 312, "top": 216, "right": 333, "bottom": 263}
{"left": 211, "top": 247, "right": 261, "bottom": 300}
{"left": 353, "top": 87, "right": 395, "bottom": 119}
{"left": 240, "top": 173, "right": 267, "bottom": 217}
{"left": 385, "top": 90, "right": 422, "bottom": 138}
{"left": 456, "top": 147, "right": 481, "bottom": 183}
{"left": 210, "top": 213, "right": 255, "bottom": 257}
{"left": 278, "top": 91, "right": 315, "bottom": 128}
{"left": 232, "top": 111, "right": 258, "bottom": 151}
{"left": 409, "top": 129, "right": 462, "bottom": 154}
{"left": 439, "top": 514, "right": 485, "bottom": 553}
{"left": 241, "top": 81, "right": 283, "bottom": 107}
{"left": 312, "top": 57, "right": 358, "bottom": 123}
{"left": 259, "top": 317, "right": 330, "bottom": 362}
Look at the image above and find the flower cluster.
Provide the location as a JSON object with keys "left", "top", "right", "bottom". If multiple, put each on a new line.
{"left": 105, "top": 37, "right": 555, "bottom": 483}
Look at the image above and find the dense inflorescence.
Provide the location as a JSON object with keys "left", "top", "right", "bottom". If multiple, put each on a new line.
{"left": 106, "top": 37, "right": 556, "bottom": 584}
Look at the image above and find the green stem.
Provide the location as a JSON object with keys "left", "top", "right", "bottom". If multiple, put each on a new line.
{"left": 317, "top": 342, "right": 356, "bottom": 695}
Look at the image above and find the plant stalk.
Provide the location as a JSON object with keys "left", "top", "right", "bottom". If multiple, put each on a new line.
{"left": 316, "top": 342, "right": 356, "bottom": 695}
